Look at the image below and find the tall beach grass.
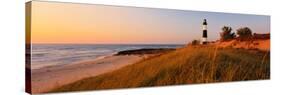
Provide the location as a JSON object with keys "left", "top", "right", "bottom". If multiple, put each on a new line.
{"left": 50, "top": 45, "right": 270, "bottom": 93}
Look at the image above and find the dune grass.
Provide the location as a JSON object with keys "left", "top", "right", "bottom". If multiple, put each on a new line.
{"left": 50, "top": 45, "right": 270, "bottom": 93}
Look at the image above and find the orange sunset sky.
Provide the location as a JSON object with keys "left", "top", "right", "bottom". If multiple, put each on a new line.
{"left": 30, "top": 1, "right": 270, "bottom": 44}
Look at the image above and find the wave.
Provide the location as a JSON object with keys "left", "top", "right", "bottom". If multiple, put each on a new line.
{"left": 31, "top": 44, "right": 183, "bottom": 69}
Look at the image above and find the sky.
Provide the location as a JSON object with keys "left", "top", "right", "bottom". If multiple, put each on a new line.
{"left": 30, "top": 1, "right": 270, "bottom": 44}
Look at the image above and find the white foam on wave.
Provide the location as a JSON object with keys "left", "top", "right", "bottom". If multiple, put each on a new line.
{"left": 31, "top": 44, "right": 183, "bottom": 69}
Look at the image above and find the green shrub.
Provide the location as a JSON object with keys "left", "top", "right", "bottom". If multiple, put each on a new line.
{"left": 220, "top": 26, "right": 235, "bottom": 41}
{"left": 191, "top": 40, "right": 200, "bottom": 45}
{"left": 237, "top": 27, "right": 252, "bottom": 40}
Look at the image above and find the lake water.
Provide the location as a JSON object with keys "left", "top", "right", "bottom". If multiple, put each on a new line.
{"left": 31, "top": 44, "right": 183, "bottom": 69}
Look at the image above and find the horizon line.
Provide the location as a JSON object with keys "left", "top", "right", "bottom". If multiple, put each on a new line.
{"left": 30, "top": 43, "right": 186, "bottom": 45}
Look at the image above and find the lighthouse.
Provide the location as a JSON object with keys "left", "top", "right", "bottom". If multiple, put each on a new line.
{"left": 202, "top": 19, "right": 208, "bottom": 44}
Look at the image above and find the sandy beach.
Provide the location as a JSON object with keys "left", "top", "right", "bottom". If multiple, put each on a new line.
{"left": 31, "top": 55, "right": 146, "bottom": 93}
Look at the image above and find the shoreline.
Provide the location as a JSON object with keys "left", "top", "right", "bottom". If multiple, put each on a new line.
{"left": 31, "top": 54, "right": 147, "bottom": 93}
{"left": 31, "top": 54, "right": 116, "bottom": 70}
{"left": 30, "top": 48, "right": 174, "bottom": 94}
{"left": 31, "top": 48, "right": 175, "bottom": 70}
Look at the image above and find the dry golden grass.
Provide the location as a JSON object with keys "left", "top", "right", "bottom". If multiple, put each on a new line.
{"left": 49, "top": 45, "right": 270, "bottom": 93}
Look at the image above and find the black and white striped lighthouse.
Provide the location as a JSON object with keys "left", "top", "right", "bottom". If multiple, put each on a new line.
{"left": 202, "top": 19, "right": 208, "bottom": 44}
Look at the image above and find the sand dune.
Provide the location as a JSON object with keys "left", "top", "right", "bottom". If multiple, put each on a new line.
{"left": 49, "top": 45, "right": 269, "bottom": 93}
{"left": 217, "top": 39, "right": 270, "bottom": 51}
{"left": 31, "top": 55, "right": 145, "bottom": 94}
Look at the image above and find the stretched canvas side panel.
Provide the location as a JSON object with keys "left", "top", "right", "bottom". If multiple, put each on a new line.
{"left": 25, "top": 1, "right": 32, "bottom": 94}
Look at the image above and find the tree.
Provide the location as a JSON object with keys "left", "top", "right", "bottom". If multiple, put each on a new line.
{"left": 220, "top": 26, "right": 235, "bottom": 41}
{"left": 236, "top": 27, "right": 252, "bottom": 40}
{"left": 191, "top": 39, "right": 200, "bottom": 45}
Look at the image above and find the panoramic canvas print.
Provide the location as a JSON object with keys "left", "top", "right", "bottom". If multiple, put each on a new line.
{"left": 26, "top": 1, "right": 270, "bottom": 94}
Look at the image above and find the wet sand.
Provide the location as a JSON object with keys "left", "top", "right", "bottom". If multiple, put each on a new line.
{"left": 31, "top": 55, "right": 145, "bottom": 93}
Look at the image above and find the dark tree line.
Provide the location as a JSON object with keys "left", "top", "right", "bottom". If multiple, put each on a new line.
{"left": 220, "top": 26, "right": 252, "bottom": 41}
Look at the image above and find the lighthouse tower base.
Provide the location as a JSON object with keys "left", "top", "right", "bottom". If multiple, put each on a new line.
{"left": 201, "top": 38, "right": 207, "bottom": 44}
